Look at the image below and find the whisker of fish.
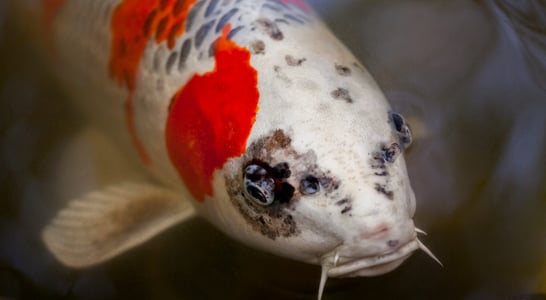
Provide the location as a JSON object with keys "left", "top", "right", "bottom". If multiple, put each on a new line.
{"left": 415, "top": 228, "right": 428, "bottom": 235}
{"left": 417, "top": 238, "right": 443, "bottom": 267}
{"left": 318, "top": 264, "right": 329, "bottom": 300}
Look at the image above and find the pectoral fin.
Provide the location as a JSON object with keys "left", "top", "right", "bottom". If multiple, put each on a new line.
{"left": 42, "top": 182, "right": 195, "bottom": 268}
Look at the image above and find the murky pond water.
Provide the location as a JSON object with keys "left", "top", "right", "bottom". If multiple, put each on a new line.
{"left": 1, "top": 0, "right": 545, "bottom": 299}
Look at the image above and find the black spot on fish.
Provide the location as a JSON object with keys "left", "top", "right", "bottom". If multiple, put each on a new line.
{"left": 185, "top": 0, "right": 206, "bottom": 32}
{"left": 153, "top": 47, "right": 164, "bottom": 71}
{"left": 387, "top": 240, "right": 400, "bottom": 248}
{"left": 370, "top": 152, "right": 386, "bottom": 170}
{"left": 195, "top": 20, "right": 215, "bottom": 48}
{"left": 284, "top": 13, "right": 304, "bottom": 24}
{"left": 263, "top": 3, "right": 282, "bottom": 12}
{"left": 168, "top": 21, "right": 183, "bottom": 47}
{"left": 216, "top": 8, "right": 239, "bottom": 33}
{"left": 341, "top": 206, "right": 352, "bottom": 214}
{"left": 375, "top": 183, "right": 394, "bottom": 200}
{"left": 335, "top": 64, "right": 352, "bottom": 76}
{"left": 271, "top": 162, "right": 291, "bottom": 179}
{"left": 336, "top": 198, "right": 349, "bottom": 206}
{"left": 374, "top": 171, "right": 389, "bottom": 177}
{"left": 156, "top": 15, "right": 170, "bottom": 39}
{"left": 159, "top": 0, "right": 169, "bottom": 11}
{"left": 143, "top": 9, "right": 158, "bottom": 36}
{"left": 227, "top": 25, "right": 244, "bottom": 39}
{"left": 285, "top": 55, "right": 306, "bottom": 66}
{"left": 178, "top": 38, "right": 192, "bottom": 70}
{"left": 225, "top": 129, "right": 341, "bottom": 240}
{"left": 256, "top": 17, "right": 284, "bottom": 40}
{"left": 251, "top": 40, "right": 266, "bottom": 54}
{"left": 166, "top": 51, "right": 178, "bottom": 74}
{"left": 205, "top": 0, "right": 219, "bottom": 17}
{"left": 275, "top": 18, "right": 290, "bottom": 25}
{"left": 331, "top": 88, "right": 353, "bottom": 103}
{"left": 173, "top": 0, "right": 187, "bottom": 16}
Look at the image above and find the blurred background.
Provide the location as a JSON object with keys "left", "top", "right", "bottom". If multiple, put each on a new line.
{"left": 1, "top": 0, "right": 545, "bottom": 299}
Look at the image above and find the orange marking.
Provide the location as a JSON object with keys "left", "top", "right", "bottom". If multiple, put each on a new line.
{"left": 109, "top": 0, "right": 197, "bottom": 164}
{"left": 281, "top": 0, "right": 311, "bottom": 12}
{"left": 166, "top": 25, "right": 260, "bottom": 201}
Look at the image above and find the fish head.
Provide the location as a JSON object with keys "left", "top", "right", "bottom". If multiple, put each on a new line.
{"left": 211, "top": 79, "right": 423, "bottom": 278}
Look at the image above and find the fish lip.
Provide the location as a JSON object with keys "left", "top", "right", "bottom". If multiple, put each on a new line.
{"left": 326, "top": 239, "right": 420, "bottom": 277}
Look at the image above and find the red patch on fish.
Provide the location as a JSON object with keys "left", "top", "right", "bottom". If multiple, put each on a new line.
{"left": 166, "top": 25, "right": 260, "bottom": 201}
{"left": 109, "top": 0, "right": 197, "bottom": 164}
{"left": 281, "top": 0, "right": 311, "bottom": 12}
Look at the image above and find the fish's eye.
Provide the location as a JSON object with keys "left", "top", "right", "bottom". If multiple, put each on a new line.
{"left": 300, "top": 175, "right": 320, "bottom": 195}
{"left": 389, "top": 112, "right": 413, "bottom": 149}
{"left": 243, "top": 164, "right": 275, "bottom": 206}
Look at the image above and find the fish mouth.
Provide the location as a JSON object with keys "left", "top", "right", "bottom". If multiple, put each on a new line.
{"left": 326, "top": 239, "right": 420, "bottom": 278}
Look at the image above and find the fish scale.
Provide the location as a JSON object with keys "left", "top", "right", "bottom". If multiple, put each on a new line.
{"left": 11, "top": 0, "right": 440, "bottom": 298}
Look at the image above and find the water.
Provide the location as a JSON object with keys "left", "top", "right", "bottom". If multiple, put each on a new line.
{"left": 1, "top": 0, "right": 545, "bottom": 299}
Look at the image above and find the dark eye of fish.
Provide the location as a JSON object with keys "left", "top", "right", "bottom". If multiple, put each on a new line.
{"left": 389, "top": 112, "right": 413, "bottom": 149}
{"left": 243, "top": 163, "right": 276, "bottom": 205}
{"left": 300, "top": 175, "right": 320, "bottom": 195}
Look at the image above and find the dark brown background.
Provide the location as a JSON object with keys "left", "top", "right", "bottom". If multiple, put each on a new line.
{"left": 1, "top": 0, "right": 545, "bottom": 299}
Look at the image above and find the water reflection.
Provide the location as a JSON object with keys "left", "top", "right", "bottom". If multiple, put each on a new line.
{"left": 0, "top": 0, "right": 545, "bottom": 299}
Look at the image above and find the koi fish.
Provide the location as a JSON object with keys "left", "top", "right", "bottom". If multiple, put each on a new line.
{"left": 14, "top": 0, "right": 440, "bottom": 298}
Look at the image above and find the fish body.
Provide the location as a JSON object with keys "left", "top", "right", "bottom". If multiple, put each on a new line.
{"left": 12, "top": 0, "right": 437, "bottom": 297}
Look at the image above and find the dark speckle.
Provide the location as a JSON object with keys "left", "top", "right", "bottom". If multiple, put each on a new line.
{"left": 374, "top": 171, "right": 388, "bottom": 177}
{"left": 274, "top": 65, "right": 281, "bottom": 72}
{"left": 336, "top": 198, "right": 349, "bottom": 206}
{"left": 370, "top": 152, "right": 386, "bottom": 170}
{"left": 341, "top": 206, "right": 352, "bottom": 214}
{"left": 271, "top": 162, "right": 291, "bottom": 178}
{"left": 275, "top": 18, "right": 289, "bottom": 25}
{"left": 143, "top": 9, "right": 158, "bottom": 36}
{"left": 335, "top": 64, "right": 352, "bottom": 76}
{"left": 285, "top": 55, "right": 306, "bottom": 66}
{"left": 195, "top": 20, "right": 215, "bottom": 48}
{"left": 256, "top": 17, "right": 284, "bottom": 40}
{"left": 331, "top": 88, "right": 353, "bottom": 103}
{"left": 387, "top": 240, "right": 399, "bottom": 248}
{"left": 173, "top": 0, "right": 187, "bottom": 16}
{"left": 375, "top": 183, "right": 394, "bottom": 200}
{"left": 275, "top": 182, "right": 295, "bottom": 204}
{"left": 216, "top": 8, "right": 239, "bottom": 33}
{"left": 251, "top": 40, "right": 266, "bottom": 54}
{"left": 185, "top": 0, "right": 206, "bottom": 32}
{"left": 263, "top": 3, "right": 282, "bottom": 12}
{"left": 227, "top": 25, "right": 245, "bottom": 39}
{"left": 166, "top": 51, "right": 178, "bottom": 74}
{"left": 178, "top": 38, "right": 191, "bottom": 70}
{"left": 284, "top": 13, "right": 304, "bottom": 24}
{"left": 156, "top": 15, "right": 169, "bottom": 39}
{"left": 205, "top": 0, "right": 219, "bottom": 17}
